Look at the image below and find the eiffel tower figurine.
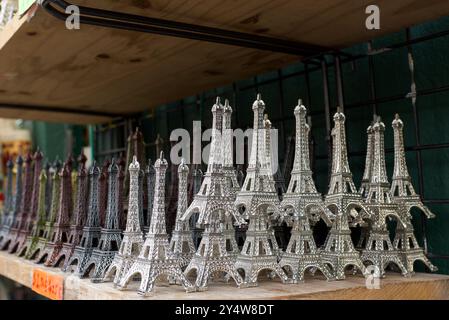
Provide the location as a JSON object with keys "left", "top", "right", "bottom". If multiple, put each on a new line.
{"left": 166, "top": 141, "right": 179, "bottom": 236}
{"left": 390, "top": 114, "right": 437, "bottom": 273}
{"left": 360, "top": 117, "right": 408, "bottom": 277}
{"left": 189, "top": 164, "right": 204, "bottom": 249}
{"left": 182, "top": 97, "right": 245, "bottom": 291}
{"left": 8, "top": 152, "right": 34, "bottom": 254}
{"left": 222, "top": 99, "right": 240, "bottom": 197}
{"left": 19, "top": 168, "right": 47, "bottom": 258}
{"left": 144, "top": 159, "right": 155, "bottom": 233}
{"left": 56, "top": 153, "right": 88, "bottom": 268}
{"left": 104, "top": 156, "right": 144, "bottom": 285}
{"left": 99, "top": 159, "right": 110, "bottom": 228}
{"left": 64, "top": 162, "right": 102, "bottom": 275}
{"left": 84, "top": 158, "right": 124, "bottom": 282}
{"left": 117, "top": 152, "right": 195, "bottom": 295}
{"left": 33, "top": 160, "right": 62, "bottom": 263}
{"left": 234, "top": 94, "right": 289, "bottom": 287}
{"left": 169, "top": 159, "right": 196, "bottom": 268}
{"left": 321, "top": 107, "right": 369, "bottom": 280}
{"left": 279, "top": 100, "right": 334, "bottom": 282}
{"left": 0, "top": 158, "right": 15, "bottom": 248}
{"left": 40, "top": 160, "right": 73, "bottom": 267}
{"left": 17, "top": 150, "right": 44, "bottom": 256}
{"left": 356, "top": 122, "right": 375, "bottom": 249}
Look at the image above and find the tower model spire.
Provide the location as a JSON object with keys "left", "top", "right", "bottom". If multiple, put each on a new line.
{"left": 391, "top": 114, "right": 437, "bottom": 273}
{"left": 360, "top": 117, "right": 408, "bottom": 277}
{"left": 321, "top": 107, "right": 369, "bottom": 280}
{"left": 118, "top": 152, "right": 195, "bottom": 295}
{"left": 104, "top": 156, "right": 145, "bottom": 285}
{"left": 234, "top": 94, "right": 289, "bottom": 287}
{"left": 279, "top": 100, "right": 334, "bottom": 282}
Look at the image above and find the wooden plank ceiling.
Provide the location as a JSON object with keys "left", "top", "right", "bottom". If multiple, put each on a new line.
{"left": 0, "top": 0, "right": 448, "bottom": 124}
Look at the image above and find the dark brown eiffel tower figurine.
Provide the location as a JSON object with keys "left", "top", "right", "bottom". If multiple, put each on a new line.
{"left": 17, "top": 150, "right": 43, "bottom": 256}
{"left": 144, "top": 159, "right": 155, "bottom": 233}
{"left": 84, "top": 158, "right": 124, "bottom": 282}
{"left": 166, "top": 141, "right": 179, "bottom": 236}
{"left": 8, "top": 152, "right": 33, "bottom": 254}
{"left": 64, "top": 162, "right": 102, "bottom": 275}
{"left": 390, "top": 114, "right": 437, "bottom": 273}
{"left": 40, "top": 160, "right": 73, "bottom": 267}
{"left": 56, "top": 153, "right": 88, "bottom": 268}
{"left": 32, "top": 160, "right": 62, "bottom": 262}
{"left": 0, "top": 157, "right": 17, "bottom": 249}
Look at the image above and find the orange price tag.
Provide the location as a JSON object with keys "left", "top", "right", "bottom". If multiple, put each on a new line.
{"left": 32, "top": 269, "right": 64, "bottom": 300}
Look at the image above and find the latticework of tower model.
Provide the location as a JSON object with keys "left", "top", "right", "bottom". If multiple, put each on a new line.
{"left": 84, "top": 159, "right": 124, "bottom": 282}
{"left": 279, "top": 100, "right": 334, "bottom": 282}
{"left": 104, "top": 156, "right": 144, "bottom": 285}
{"left": 117, "top": 152, "right": 195, "bottom": 295}
{"left": 64, "top": 162, "right": 102, "bottom": 275}
{"left": 321, "top": 108, "right": 369, "bottom": 280}
{"left": 390, "top": 114, "right": 437, "bottom": 273}
{"left": 360, "top": 117, "right": 408, "bottom": 277}
{"left": 181, "top": 98, "right": 244, "bottom": 291}
{"left": 169, "top": 159, "right": 196, "bottom": 268}
{"left": 234, "top": 94, "right": 289, "bottom": 287}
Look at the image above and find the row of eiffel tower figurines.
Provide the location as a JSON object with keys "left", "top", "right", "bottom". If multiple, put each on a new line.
{"left": 0, "top": 94, "right": 438, "bottom": 295}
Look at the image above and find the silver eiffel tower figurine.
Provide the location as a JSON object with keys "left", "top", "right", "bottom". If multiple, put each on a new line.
{"left": 356, "top": 122, "right": 375, "bottom": 249}
{"left": 104, "top": 156, "right": 144, "bottom": 285}
{"left": 234, "top": 94, "right": 289, "bottom": 287}
{"left": 64, "top": 162, "right": 102, "bottom": 275}
{"left": 321, "top": 107, "right": 369, "bottom": 280}
{"left": 390, "top": 114, "right": 437, "bottom": 273}
{"left": 361, "top": 117, "right": 409, "bottom": 277}
{"left": 182, "top": 97, "right": 245, "bottom": 291}
{"left": 279, "top": 100, "right": 334, "bottom": 282}
{"left": 118, "top": 152, "right": 195, "bottom": 295}
{"left": 84, "top": 158, "right": 124, "bottom": 282}
{"left": 169, "top": 159, "right": 196, "bottom": 268}
{"left": 182, "top": 97, "right": 241, "bottom": 226}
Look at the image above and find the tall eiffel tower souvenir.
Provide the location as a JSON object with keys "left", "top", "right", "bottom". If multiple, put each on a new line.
{"left": 8, "top": 152, "right": 33, "bottom": 254}
{"left": 279, "top": 100, "right": 334, "bottom": 282}
{"left": 321, "top": 108, "right": 369, "bottom": 280}
{"left": 360, "top": 117, "right": 408, "bottom": 277}
{"left": 181, "top": 97, "right": 245, "bottom": 291}
{"left": 117, "top": 152, "right": 195, "bottom": 295}
{"left": 144, "top": 159, "right": 155, "bottom": 233}
{"left": 40, "top": 160, "right": 73, "bottom": 267}
{"left": 32, "top": 160, "right": 62, "bottom": 262}
{"left": 104, "top": 156, "right": 144, "bottom": 285}
{"left": 234, "top": 94, "right": 289, "bottom": 287}
{"left": 169, "top": 159, "right": 196, "bottom": 268}
{"left": 84, "top": 158, "right": 124, "bottom": 282}
{"left": 64, "top": 162, "right": 102, "bottom": 275}
{"left": 55, "top": 154, "right": 88, "bottom": 268}
{"left": 390, "top": 114, "right": 437, "bottom": 273}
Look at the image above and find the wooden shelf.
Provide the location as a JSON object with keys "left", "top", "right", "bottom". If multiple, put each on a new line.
{"left": 1, "top": 251, "right": 449, "bottom": 300}
{"left": 1, "top": 1, "right": 449, "bottom": 123}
